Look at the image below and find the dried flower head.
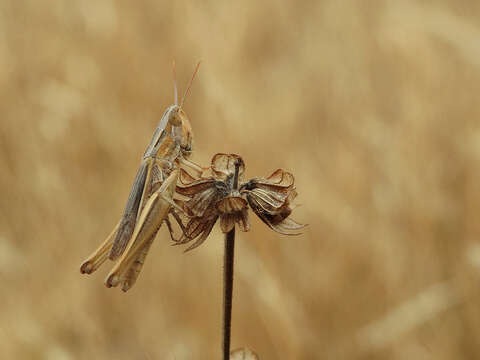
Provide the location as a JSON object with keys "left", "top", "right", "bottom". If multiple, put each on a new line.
{"left": 174, "top": 153, "right": 305, "bottom": 251}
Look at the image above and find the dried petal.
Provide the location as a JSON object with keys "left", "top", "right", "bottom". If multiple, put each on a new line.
{"left": 237, "top": 208, "right": 250, "bottom": 232}
{"left": 184, "top": 219, "right": 217, "bottom": 252}
{"left": 211, "top": 153, "right": 245, "bottom": 181}
{"left": 216, "top": 196, "right": 248, "bottom": 214}
{"left": 268, "top": 222, "right": 304, "bottom": 236}
{"left": 247, "top": 195, "right": 305, "bottom": 235}
{"left": 187, "top": 187, "right": 219, "bottom": 217}
{"left": 266, "top": 169, "right": 294, "bottom": 186}
{"left": 254, "top": 211, "right": 303, "bottom": 235}
{"left": 246, "top": 169, "right": 294, "bottom": 191}
{"left": 177, "top": 178, "right": 216, "bottom": 196}
{"left": 274, "top": 217, "right": 306, "bottom": 231}
{"left": 184, "top": 217, "right": 209, "bottom": 240}
{"left": 245, "top": 188, "right": 288, "bottom": 212}
{"left": 220, "top": 214, "right": 236, "bottom": 233}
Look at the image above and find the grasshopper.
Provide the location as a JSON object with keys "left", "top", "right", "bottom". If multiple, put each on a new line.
{"left": 80, "top": 62, "right": 203, "bottom": 292}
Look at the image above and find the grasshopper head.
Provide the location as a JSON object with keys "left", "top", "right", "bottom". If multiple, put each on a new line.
{"left": 167, "top": 104, "right": 193, "bottom": 158}
{"left": 166, "top": 61, "right": 199, "bottom": 159}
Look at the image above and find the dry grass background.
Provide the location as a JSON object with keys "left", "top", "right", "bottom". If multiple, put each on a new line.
{"left": 1, "top": 0, "right": 480, "bottom": 359}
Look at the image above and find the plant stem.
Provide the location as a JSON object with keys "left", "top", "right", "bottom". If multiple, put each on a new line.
{"left": 223, "top": 158, "right": 241, "bottom": 359}
{"left": 222, "top": 227, "right": 235, "bottom": 360}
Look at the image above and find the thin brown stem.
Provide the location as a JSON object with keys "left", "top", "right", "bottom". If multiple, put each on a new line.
{"left": 222, "top": 227, "right": 235, "bottom": 360}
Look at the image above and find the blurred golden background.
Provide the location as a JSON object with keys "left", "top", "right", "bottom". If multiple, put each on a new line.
{"left": 1, "top": 1, "right": 480, "bottom": 359}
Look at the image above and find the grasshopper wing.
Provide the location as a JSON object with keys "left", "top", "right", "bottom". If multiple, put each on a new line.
{"left": 109, "top": 159, "right": 149, "bottom": 260}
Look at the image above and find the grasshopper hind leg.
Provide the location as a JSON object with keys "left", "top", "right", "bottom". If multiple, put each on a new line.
{"left": 121, "top": 207, "right": 189, "bottom": 291}
{"left": 104, "top": 170, "right": 179, "bottom": 291}
{"left": 120, "top": 231, "right": 157, "bottom": 292}
{"left": 80, "top": 221, "right": 120, "bottom": 274}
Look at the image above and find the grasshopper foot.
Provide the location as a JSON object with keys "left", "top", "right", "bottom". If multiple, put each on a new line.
{"left": 105, "top": 274, "right": 120, "bottom": 288}
{"left": 80, "top": 261, "right": 94, "bottom": 274}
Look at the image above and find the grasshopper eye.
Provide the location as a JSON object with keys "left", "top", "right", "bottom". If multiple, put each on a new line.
{"left": 168, "top": 107, "right": 182, "bottom": 126}
{"left": 177, "top": 109, "right": 187, "bottom": 122}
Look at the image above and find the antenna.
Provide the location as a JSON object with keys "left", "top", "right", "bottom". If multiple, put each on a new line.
{"left": 181, "top": 61, "right": 201, "bottom": 108}
{"left": 172, "top": 60, "right": 178, "bottom": 105}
